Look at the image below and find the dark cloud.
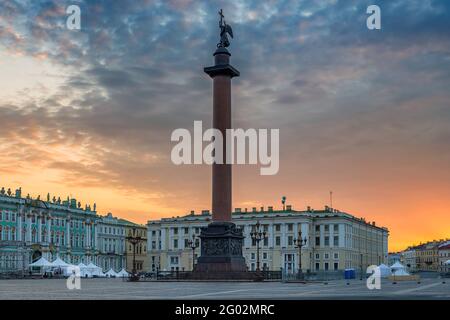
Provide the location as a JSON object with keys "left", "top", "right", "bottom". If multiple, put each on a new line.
{"left": 0, "top": 0, "right": 449, "bottom": 217}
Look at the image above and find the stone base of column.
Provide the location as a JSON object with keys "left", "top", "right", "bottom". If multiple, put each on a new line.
{"left": 194, "top": 222, "right": 247, "bottom": 274}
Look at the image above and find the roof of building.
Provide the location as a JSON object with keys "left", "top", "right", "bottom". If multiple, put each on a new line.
{"left": 148, "top": 205, "right": 388, "bottom": 231}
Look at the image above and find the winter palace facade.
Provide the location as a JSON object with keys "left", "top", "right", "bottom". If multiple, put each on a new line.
{"left": 0, "top": 188, "right": 140, "bottom": 273}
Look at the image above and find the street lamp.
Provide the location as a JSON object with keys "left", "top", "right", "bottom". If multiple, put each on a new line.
{"left": 187, "top": 234, "right": 199, "bottom": 271}
{"left": 293, "top": 231, "right": 307, "bottom": 279}
{"left": 250, "top": 221, "right": 267, "bottom": 272}
{"left": 126, "top": 227, "right": 144, "bottom": 281}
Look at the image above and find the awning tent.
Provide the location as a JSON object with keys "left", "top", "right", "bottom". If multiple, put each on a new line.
{"left": 77, "top": 262, "right": 92, "bottom": 277}
{"left": 77, "top": 262, "right": 88, "bottom": 269}
{"left": 29, "top": 257, "right": 52, "bottom": 268}
{"left": 87, "top": 263, "right": 104, "bottom": 277}
{"left": 105, "top": 269, "right": 118, "bottom": 277}
{"left": 49, "top": 257, "right": 78, "bottom": 276}
{"left": 117, "top": 269, "right": 129, "bottom": 277}
{"left": 51, "top": 257, "right": 69, "bottom": 267}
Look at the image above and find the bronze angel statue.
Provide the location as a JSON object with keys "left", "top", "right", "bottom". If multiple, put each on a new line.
{"left": 217, "top": 9, "right": 233, "bottom": 48}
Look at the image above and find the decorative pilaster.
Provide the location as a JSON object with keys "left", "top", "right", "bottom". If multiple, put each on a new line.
{"left": 66, "top": 217, "right": 71, "bottom": 248}
{"left": 47, "top": 216, "right": 52, "bottom": 243}
{"left": 26, "top": 212, "right": 32, "bottom": 243}
{"left": 37, "top": 212, "right": 42, "bottom": 243}
{"left": 17, "top": 209, "right": 23, "bottom": 242}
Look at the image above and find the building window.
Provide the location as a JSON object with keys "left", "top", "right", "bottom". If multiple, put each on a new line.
{"left": 287, "top": 224, "right": 293, "bottom": 232}
{"left": 173, "top": 239, "right": 178, "bottom": 249}
{"left": 334, "top": 236, "right": 339, "bottom": 246}
{"left": 263, "top": 252, "right": 268, "bottom": 260}
{"left": 184, "top": 227, "right": 189, "bottom": 234}
{"left": 275, "top": 224, "right": 281, "bottom": 232}
{"left": 324, "top": 253, "right": 329, "bottom": 260}
{"left": 334, "top": 253, "right": 339, "bottom": 260}
{"left": 324, "top": 225, "right": 329, "bottom": 232}
{"left": 287, "top": 236, "right": 293, "bottom": 246}
{"left": 275, "top": 236, "right": 281, "bottom": 246}
{"left": 315, "top": 253, "right": 320, "bottom": 259}
{"left": 324, "top": 236, "right": 330, "bottom": 246}
{"left": 173, "top": 228, "right": 178, "bottom": 235}
{"left": 251, "top": 253, "right": 255, "bottom": 260}
{"left": 170, "top": 256, "right": 179, "bottom": 265}
{"left": 315, "top": 237, "right": 320, "bottom": 246}
{"left": 263, "top": 237, "right": 268, "bottom": 246}
{"left": 315, "top": 225, "right": 320, "bottom": 232}
{"left": 334, "top": 262, "right": 339, "bottom": 270}
{"left": 315, "top": 263, "right": 320, "bottom": 270}
{"left": 324, "top": 262, "right": 329, "bottom": 271}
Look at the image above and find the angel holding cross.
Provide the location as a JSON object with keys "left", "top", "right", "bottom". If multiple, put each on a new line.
{"left": 217, "top": 9, "right": 234, "bottom": 48}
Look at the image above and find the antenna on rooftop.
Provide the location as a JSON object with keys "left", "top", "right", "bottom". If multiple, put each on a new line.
{"left": 330, "top": 191, "right": 333, "bottom": 210}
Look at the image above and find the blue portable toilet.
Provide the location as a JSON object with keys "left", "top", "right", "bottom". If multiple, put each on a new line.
{"left": 344, "top": 268, "right": 355, "bottom": 279}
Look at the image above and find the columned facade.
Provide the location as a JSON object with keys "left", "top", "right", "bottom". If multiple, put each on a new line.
{"left": 148, "top": 206, "right": 389, "bottom": 274}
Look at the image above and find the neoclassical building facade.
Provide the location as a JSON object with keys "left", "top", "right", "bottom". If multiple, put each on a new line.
{"left": 0, "top": 188, "right": 136, "bottom": 273}
{"left": 147, "top": 206, "right": 389, "bottom": 273}
{"left": 0, "top": 188, "right": 99, "bottom": 272}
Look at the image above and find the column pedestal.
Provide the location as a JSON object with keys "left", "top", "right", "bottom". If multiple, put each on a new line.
{"left": 195, "top": 222, "right": 246, "bottom": 273}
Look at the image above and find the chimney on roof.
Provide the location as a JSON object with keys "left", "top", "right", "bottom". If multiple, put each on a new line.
{"left": 307, "top": 206, "right": 311, "bottom": 212}
{"left": 252, "top": 207, "right": 257, "bottom": 212}
{"left": 268, "top": 206, "right": 273, "bottom": 212}
{"left": 260, "top": 206, "right": 264, "bottom": 212}
{"left": 190, "top": 210, "right": 195, "bottom": 215}
{"left": 286, "top": 205, "right": 292, "bottom": 211}
{"left": 235, "top": 208, "right": 241, "bottom": 213}
{"left": 245, "top": 208, "right": 248, "bottom": 213}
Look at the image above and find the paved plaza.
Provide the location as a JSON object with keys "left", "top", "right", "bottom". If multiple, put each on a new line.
{"left": 0, "top": 278, "right": 448, "bottom": 300}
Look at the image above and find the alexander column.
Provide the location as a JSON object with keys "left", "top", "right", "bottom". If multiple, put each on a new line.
{"left": 195, "top": 10, "right": 247, "bottom": 275}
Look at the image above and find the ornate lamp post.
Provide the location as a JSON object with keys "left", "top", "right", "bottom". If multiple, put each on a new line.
{"left": 187, "top": 234, "right": 199, "bottom": 271}
{"left": 250, "top": 221, "right": 267, "bottom": 272}
{"left": 126, "top": 227, "right": 144, "bottom": 281}
{"left": 293, "top": 231, "right": 307, "bottom": 279}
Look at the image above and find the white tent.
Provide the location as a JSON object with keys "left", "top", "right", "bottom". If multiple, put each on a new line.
{"left": 105, "top": 268, "right": 118, "bottom": 278}
{"left": 63, "top": 265, "right": 80, "bottom": 277}
{"left": 87, "top": 263, "right": 104, "bottom": 277}
{"left": 445, "top": 260, "right": 450, "bottom": 265}
{"left": 393, "top": 268, "right": 410, "bottom": 276}
{"left": 378, "top": 264, "right": 391, "bottom": 277}
{"left": 77, "top": 262, "right": 92, "bottom": 278}
{"left": 51, "top": 257, "right": 69, "bottom": 267}
{"left": 29, "top": 257, "right": 52, "bottom": 268}
{"left": 390, "top": 261, "right": 406, "bottom": 270}
{"left": 117, "top": 269, "right": 129, "bottom": 278}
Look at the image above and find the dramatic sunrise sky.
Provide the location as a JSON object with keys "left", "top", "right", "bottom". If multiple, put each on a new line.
{"left": 0, "top": 0, "right": 449, "bottom": 251}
